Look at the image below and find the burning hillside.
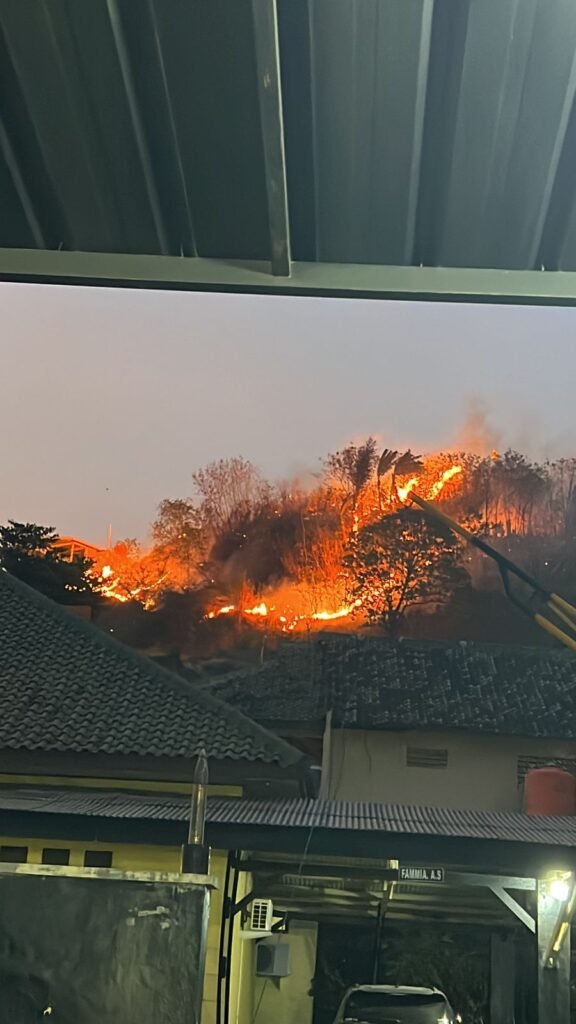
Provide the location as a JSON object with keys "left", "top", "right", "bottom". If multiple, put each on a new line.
{"left": 25, "top": 440, "right": 575, "bottom": 642}
{"left": 201, "top": 457, "right": 465, "bottom": 632}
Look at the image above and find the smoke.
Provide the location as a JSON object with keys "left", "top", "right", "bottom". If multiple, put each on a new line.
{"left": 453, "top": 398, "right": 576, "bottom": 461}
{"left": 453, "top": 398, "right": 501, "bottom": 455}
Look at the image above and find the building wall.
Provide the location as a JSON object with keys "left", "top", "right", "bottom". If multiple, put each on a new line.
{"left": 252, "top": 923, "right": 318, "bottom": 1024}
{"left": 0, "top": 835, "right": 255, "bottom": 1024}
{"left": 326, "top": 729, "right": 576, "bottom": 811}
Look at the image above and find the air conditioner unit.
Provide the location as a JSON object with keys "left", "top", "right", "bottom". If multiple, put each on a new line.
{"left": 240, "top": 899, "right": 274, "bottom": 939}
{"left": 256, "top": 941, "right": 291, "bottom": 978}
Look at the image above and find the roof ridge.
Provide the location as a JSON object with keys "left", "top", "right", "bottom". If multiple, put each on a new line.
{"left": 297, "top": 631, "right": 573, "bottom": 659}
{"left": 0, "top": 569, "right": 305, "bottom": 767}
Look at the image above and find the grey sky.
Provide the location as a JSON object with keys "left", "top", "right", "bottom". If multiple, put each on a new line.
{"left": 2, "top": 282, "right": 576, "bottom": 544}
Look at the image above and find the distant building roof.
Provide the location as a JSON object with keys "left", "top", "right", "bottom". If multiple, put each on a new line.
{"left": 52, "top": 537, "right": 105, "bottom": 559}
{"left": 0, "top": 570, "right": 305, "bottom": 769}
{"left": 207, "top": 633, "right": 576, "bottom": 740}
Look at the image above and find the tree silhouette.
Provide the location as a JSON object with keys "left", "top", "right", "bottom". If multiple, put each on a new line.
{"left": 345, "top": 509, "right": 467, "bottom": 635}
{"left": 0, "top": 521, "right": 96, "bottom": 604}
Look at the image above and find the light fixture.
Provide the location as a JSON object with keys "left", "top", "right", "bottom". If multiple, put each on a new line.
{"left": 550, "top": 878, "right": 571, "bottom": 902}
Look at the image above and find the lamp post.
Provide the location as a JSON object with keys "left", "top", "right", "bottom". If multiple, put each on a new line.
{"left": 181, "top": 748, "right": 210, "bottom": 874}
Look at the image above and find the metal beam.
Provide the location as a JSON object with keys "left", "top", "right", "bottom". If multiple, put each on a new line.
{"left": 403, "top": 0, "right": 434, "bottom": 264}
{"left": 251, "top": 0, "right": 291, "bottom": 276}
{"left": 241, "top": 859, "right": 397, "bottom": 881}
{"left": 489, "top": 885, "right": 535, "bottom": 933}
{"left": 146, "top": 0, "right": 197, "bottom": 257}
{"left": 6, "top": 248, "right": 576, "bottom": 305}
{"left": 490, "top": 933, "right": 516, "bottom": 1024}
{"left": 447, "top": 871, "right": 536, "bottom": 891}
{"left": 106, "top": 0, "right": 170, "bottom": 255}
{"left": 537, "top": 880, "right": 570, "bottom": 1024}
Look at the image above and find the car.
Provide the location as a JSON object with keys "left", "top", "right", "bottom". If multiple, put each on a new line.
{"left": 333, "top": 984, "right": 456, "bottom": 1024}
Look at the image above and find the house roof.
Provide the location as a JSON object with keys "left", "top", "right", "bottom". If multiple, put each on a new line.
{"left": 2, "top": 0, "right": 576, "bottom": 304}
{"left": 0, "top": 569, "right": 305, "bottom": 768}
{"left": 207, "top": 633, "right": 576, "bottom": 740}
{"left": 1, "top": 787, "right": 576, "bottom": 850}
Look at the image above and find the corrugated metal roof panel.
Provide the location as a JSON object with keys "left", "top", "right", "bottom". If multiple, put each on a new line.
{"left": 2, "top": 0, "right": 576, "bottom": 292}
{"left": 2, "top": 788, "right": 576, "bottom": 847}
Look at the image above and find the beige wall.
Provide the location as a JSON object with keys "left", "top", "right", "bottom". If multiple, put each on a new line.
{"left": 252, "top": 923, "right": 318, "bottom": 1024}
{"left": 326, "top": 729, "right": 576, "bottom": 811}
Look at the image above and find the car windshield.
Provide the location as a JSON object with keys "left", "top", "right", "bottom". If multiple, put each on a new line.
{"left": 343, "top": 990, "right": 450, "bottom": 1024}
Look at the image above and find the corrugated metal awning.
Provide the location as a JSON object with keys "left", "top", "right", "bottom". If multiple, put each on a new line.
{"left": 3, "top": 0, "right": 576, "bottom": 302}
{"left": 2, "top": 788, "right": 576, "bottom": 848}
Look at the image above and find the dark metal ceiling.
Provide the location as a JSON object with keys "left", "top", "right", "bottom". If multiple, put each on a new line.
{"left": 3, "top": 0, "right": 576, "bottom": 302}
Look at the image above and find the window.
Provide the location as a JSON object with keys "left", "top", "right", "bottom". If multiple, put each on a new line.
{"left": 406, "top": 746, "right": 448, "bottom": 769}
{"left": 517, "top": 755, "right": 576, "bottom": 786}
{"left": 42, "top": 848, "right": 70, "bottom": 866}
{"left": 0, "top": 845, "right": 28, "bottom": 863}
{"left": 84, "top": 850, "right": 113, "bottom": 868}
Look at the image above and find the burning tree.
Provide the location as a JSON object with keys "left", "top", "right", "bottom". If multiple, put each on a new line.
{"left": 152, "top": 498, "right": 206, "bottom": 589}
{"left": 192, "top": 457, "right": 270, "bottom": 536}
{"left": 344, "top": 508, "right": 467, "bottom": 635}
{"left": 325, "top": 437, "right": 380, "bottom": 526}
{"left": 94, "top": 539, "right": 169, "bottom": 608}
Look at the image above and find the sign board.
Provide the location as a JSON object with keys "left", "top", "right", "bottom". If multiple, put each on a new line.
{"left": 399, "top": 866, "right": 445, "bottom": 883}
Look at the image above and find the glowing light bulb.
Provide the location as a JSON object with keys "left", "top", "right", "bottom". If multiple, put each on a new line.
{"left": 550, "top": 878, "right": 570, "bottom": 902}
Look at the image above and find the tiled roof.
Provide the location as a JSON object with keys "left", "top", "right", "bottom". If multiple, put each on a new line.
{"left": 208, "top": 633, "right": 576, "bottom": 739}
{"left": 0, "top": 570, "right": 304, "bottom": 767}
{"left": 1, "top": 787, "right": 575, "bottom": 848}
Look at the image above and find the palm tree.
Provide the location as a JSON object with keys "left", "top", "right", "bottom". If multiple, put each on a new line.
{"left": 376, "top": 448, "right": 398, "bottom": 510}
{"left": 391, "top": 450, "right": 424, "bottom": 502}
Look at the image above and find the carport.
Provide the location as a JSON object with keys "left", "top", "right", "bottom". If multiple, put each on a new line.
{"left": 1, "top": 788, "right": 575, "bottom": 1022}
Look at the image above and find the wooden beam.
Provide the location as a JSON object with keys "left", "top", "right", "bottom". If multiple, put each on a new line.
{"left": 251, "top": 0, "right": 291, "bottom": 276}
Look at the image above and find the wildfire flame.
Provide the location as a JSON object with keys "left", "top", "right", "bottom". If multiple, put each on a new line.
{"left": 204, "top": 465, "right": 464, "bottom": 630}
{"left": 398, "top": 464, "right": 462, "bottom": 504}
{"left": 397, "top": 477, "right": 419, "bottom": 502}
{"left": 430, "top": 464, "right": 463, "bottom": 498}
{"left": 311, "top": 600, "right": 362, "bottom": 621}
{"left": 245, "top": 602, "right": 271, "bottom": 617}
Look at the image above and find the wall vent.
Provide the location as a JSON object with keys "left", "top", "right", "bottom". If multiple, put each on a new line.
{"left": 406, "top": 746, "right": 448, "bottom": 769}
{"left": 517, "top": 755, "right": 576, "bottom": 786}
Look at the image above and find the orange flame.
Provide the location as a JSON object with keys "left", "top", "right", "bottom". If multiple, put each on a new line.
{"left": 207, "top": 604, "right": 236, "bottom": 619}
{"left": 311, "top": 599, "right": 362, "bottom": 621}
{"left": 430, "top": 464, "right": 463, "bottom": 498}
{"left": 245, "top": 602, "right": 272, "bottom": 616}
{"left": 398, "top": 464, "right": 462, "bottom": 504}
{"left": 397, "top": 477, "right": 419, "bottom": 502}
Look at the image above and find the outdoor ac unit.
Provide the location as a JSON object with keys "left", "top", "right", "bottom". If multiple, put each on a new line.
{"left": 256, "top": 941, "right": 291, "bottom": 978}
{"left": 241, "top": 899, "right": 274, "bottom": 939}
